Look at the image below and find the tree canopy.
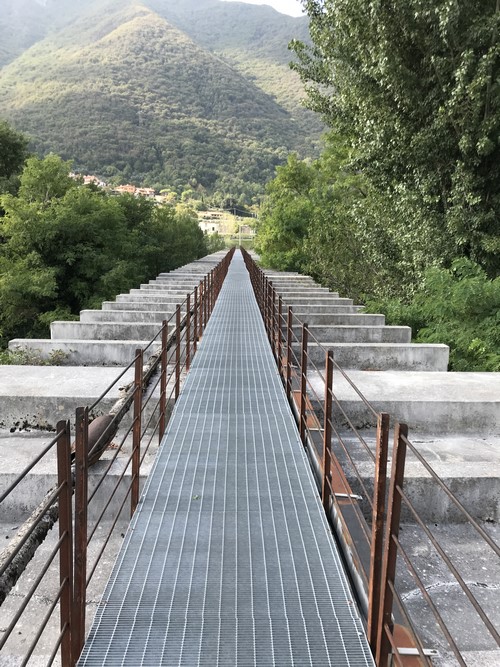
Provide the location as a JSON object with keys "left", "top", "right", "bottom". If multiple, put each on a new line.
{"left": 289, "top": 0, "right": 500, "bottom": 279}
{"left": 0, "top": 153, "right": 208, "bottom": 347}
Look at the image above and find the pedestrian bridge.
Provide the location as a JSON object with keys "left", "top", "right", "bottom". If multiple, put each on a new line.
{"left": 78, "top": 250, "right": 374, "bottom": 666}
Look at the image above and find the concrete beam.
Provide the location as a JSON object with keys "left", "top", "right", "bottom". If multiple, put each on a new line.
{"left": 297, "top": 324, "right": 412, "bottom": 343}
{"left": 50, "top": 321, "right": 164, "bottom": 341}
{"left": 80, "top": 309, "right": 174, "bottom": 323}
{"left": 294, "top": 313, "right": 386, "bottom": 326}
{"left": 303, "top": 342, "right": 449, "bottom": 371}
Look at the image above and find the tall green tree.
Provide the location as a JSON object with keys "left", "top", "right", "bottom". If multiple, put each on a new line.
{"left": 292, "top": 0, "right": 500, "bottom": 278}
{"left": 0, "top": 120, "right": 29, "bottom": 195}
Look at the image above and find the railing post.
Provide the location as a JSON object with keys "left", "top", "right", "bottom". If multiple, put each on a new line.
{"left": 208, "top": 271, "right": 213, "bottom": 316}
{"left": 203, "top": 277, "right": 208, "bottom": 330}
{"left": 376, "top": 422, "right": 408, "bottom": 666}
{"left": 278, "top": 295, "right": 283, "bottom": 378}
{"left": 193, "top": 286, "right": 198, "bottom": 354}
{"left": 131, "top": 348, "right": 143, "bottom": 517}
{"left": 286, "top": 306, "right": 293, "bottom": 401}
{"left": 322, "top": 352, "right": 334, "bottom": 515}
{"left": 73, "top": 407, "right": 89, "bottom": 662}
{"left": 272, "top": 287, "right": 277, "bottom": 360}
{"left": 299, "top": 323, "right": 309, "bottom": 445}
{"left": 186, "top": 293, "right": 191, "bottom": 372}
{"left": 56, "top": 419, "right": 73, "bottom": 667}
{"left": 368, "top": 412, "right": 391, "bottom": 655}
{"left": 159, "top": 321, "right": 168, "bottom": 442}
{"left": 175, "top": 305, "right": 181, "bottom": 401}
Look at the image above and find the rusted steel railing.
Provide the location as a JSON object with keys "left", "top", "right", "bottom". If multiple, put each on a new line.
{"left": 241, "top": 248, "right": 500, "bottom": 667}
{"left": 0, "top": 249, "right": 234, "bottom": 666}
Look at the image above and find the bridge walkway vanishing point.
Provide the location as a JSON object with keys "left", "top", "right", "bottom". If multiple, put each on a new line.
{"left": 78, "top": 250, "right": 375, "bottom": 666}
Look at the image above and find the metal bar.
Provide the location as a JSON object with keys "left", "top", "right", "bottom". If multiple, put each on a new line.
{"left": 159, "top": 321, "right": 168, "bottom": 442}
{"left": 367, "top": 412, "right": 390, "bottom": 655}
{"left": 322, "top": 351, "right": 334, "bottom": 515}
{"left": 299, "top": 323, "right": 309, "bottom": 445}
{"left": 186, "top": 293, "right": 191, "bottom": 372}
{"left": 73, "top": 407, "right": 89, "bottom": 663}
{"left": 203, "top": 277, "right": 208, "bottom": 330}
{"left": 193, "top": 286, "right": 198, "bottom": 354}
{"left": 278, "top": 295, "right": 283, "bottom": 378}
{"left": 175, "top": 305, "right": 181, "bottom": 401}
{"left": 272, "top": 286, "right": 277, "bottom": 360}
{"left": 131, "top": 348, "right": 143, "bottom": 516}
{"left": 0, "top": 433, "right": 59, "bottom": 504}
{"left": 56, "top": 420, "right": 73, "bottom": 667}
{"left": 376, "top": 422, "right": 408, "bottom": 666}
{"left": 286, "top": 306, "right": 293, "bottom": 401}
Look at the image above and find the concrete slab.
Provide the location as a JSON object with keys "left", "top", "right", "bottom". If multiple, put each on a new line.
{"left": 308, "top": 370, "right": 500, "bottom": 433}
{"left": 304, "top": 341, "right": 450, "bottom": 371}
{"left": 0, "top": 366, "right": 135, "bottom": 431}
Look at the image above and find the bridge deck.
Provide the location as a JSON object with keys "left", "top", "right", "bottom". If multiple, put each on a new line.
{"left": 79, "top": 251, "right": 374, "bottom": 666}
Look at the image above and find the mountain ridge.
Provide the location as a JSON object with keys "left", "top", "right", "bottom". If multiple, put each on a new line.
{"left": 0, "top": 0, "right": 322, "bottom": 197}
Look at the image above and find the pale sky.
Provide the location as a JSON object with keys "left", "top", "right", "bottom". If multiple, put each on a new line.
{"left": 220, "top": 0, "right": 305, "bottom": 18}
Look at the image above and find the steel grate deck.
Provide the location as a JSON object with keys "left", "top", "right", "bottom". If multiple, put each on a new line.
{"left": 79, "top": 251, "right": 375, "bottom": 666}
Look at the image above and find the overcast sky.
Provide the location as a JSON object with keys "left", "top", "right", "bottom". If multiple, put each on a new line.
{"left": 220, "top": 0, "right": 305, "bottom": 17}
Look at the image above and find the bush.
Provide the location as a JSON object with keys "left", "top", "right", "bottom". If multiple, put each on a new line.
{"left": 365, "top": 260, "right": 500, "bottom": 371}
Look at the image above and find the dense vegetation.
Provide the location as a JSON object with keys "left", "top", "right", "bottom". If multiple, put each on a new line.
{"left": 0, "top": 138, "right": 210, "bottom": 349}
{"left": 256, "top": 1, "right": 500, "bottom": 370}
{"left": 0, "top": 0, "right": 322, "bottom": 200}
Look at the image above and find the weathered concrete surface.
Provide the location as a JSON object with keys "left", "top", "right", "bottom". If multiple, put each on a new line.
{"left": 138, "top": 282, "right": 199, "bottom": 290}
{"left": 0, "top": 519, "right": 125, "bottom": 666}
{"left": 50, "top": 321, "right": 163, "bottom": 341}
{"left": 289, "top": 303, "right": 364, "bottom": 314}
{"left": 115, "top": 292, "right": 189, "bottom": 302}
{"left": 305, "top": 341, "right": 450, "bottom": 371}
{"left": 101, "top": 300, "right": 187, "bottom": 312}
{"left": 79, "top": 309, "right": 175, "bottom": 323}
{"left": 8, "top": 339, "right": 159, "bottom": 366}
{"left": 300, "top": 324, "right": 412, "bottom": 343}
{"left": 294, "top": 312, "right": 386, "bottom": 325}
{"left": 282, "top": 295, "right": 356, "bottom": 306}
{"left": 396, "top": 522, "right": 500, "bottom": 664}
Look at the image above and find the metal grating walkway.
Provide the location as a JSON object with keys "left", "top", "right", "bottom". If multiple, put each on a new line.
{"left": 79, "top": 251, "right": 375, "bottom": 666}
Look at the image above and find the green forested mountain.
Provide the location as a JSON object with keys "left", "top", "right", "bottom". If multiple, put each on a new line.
{"left": 0, "top": 0, "right": 322, "bottom": 196}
